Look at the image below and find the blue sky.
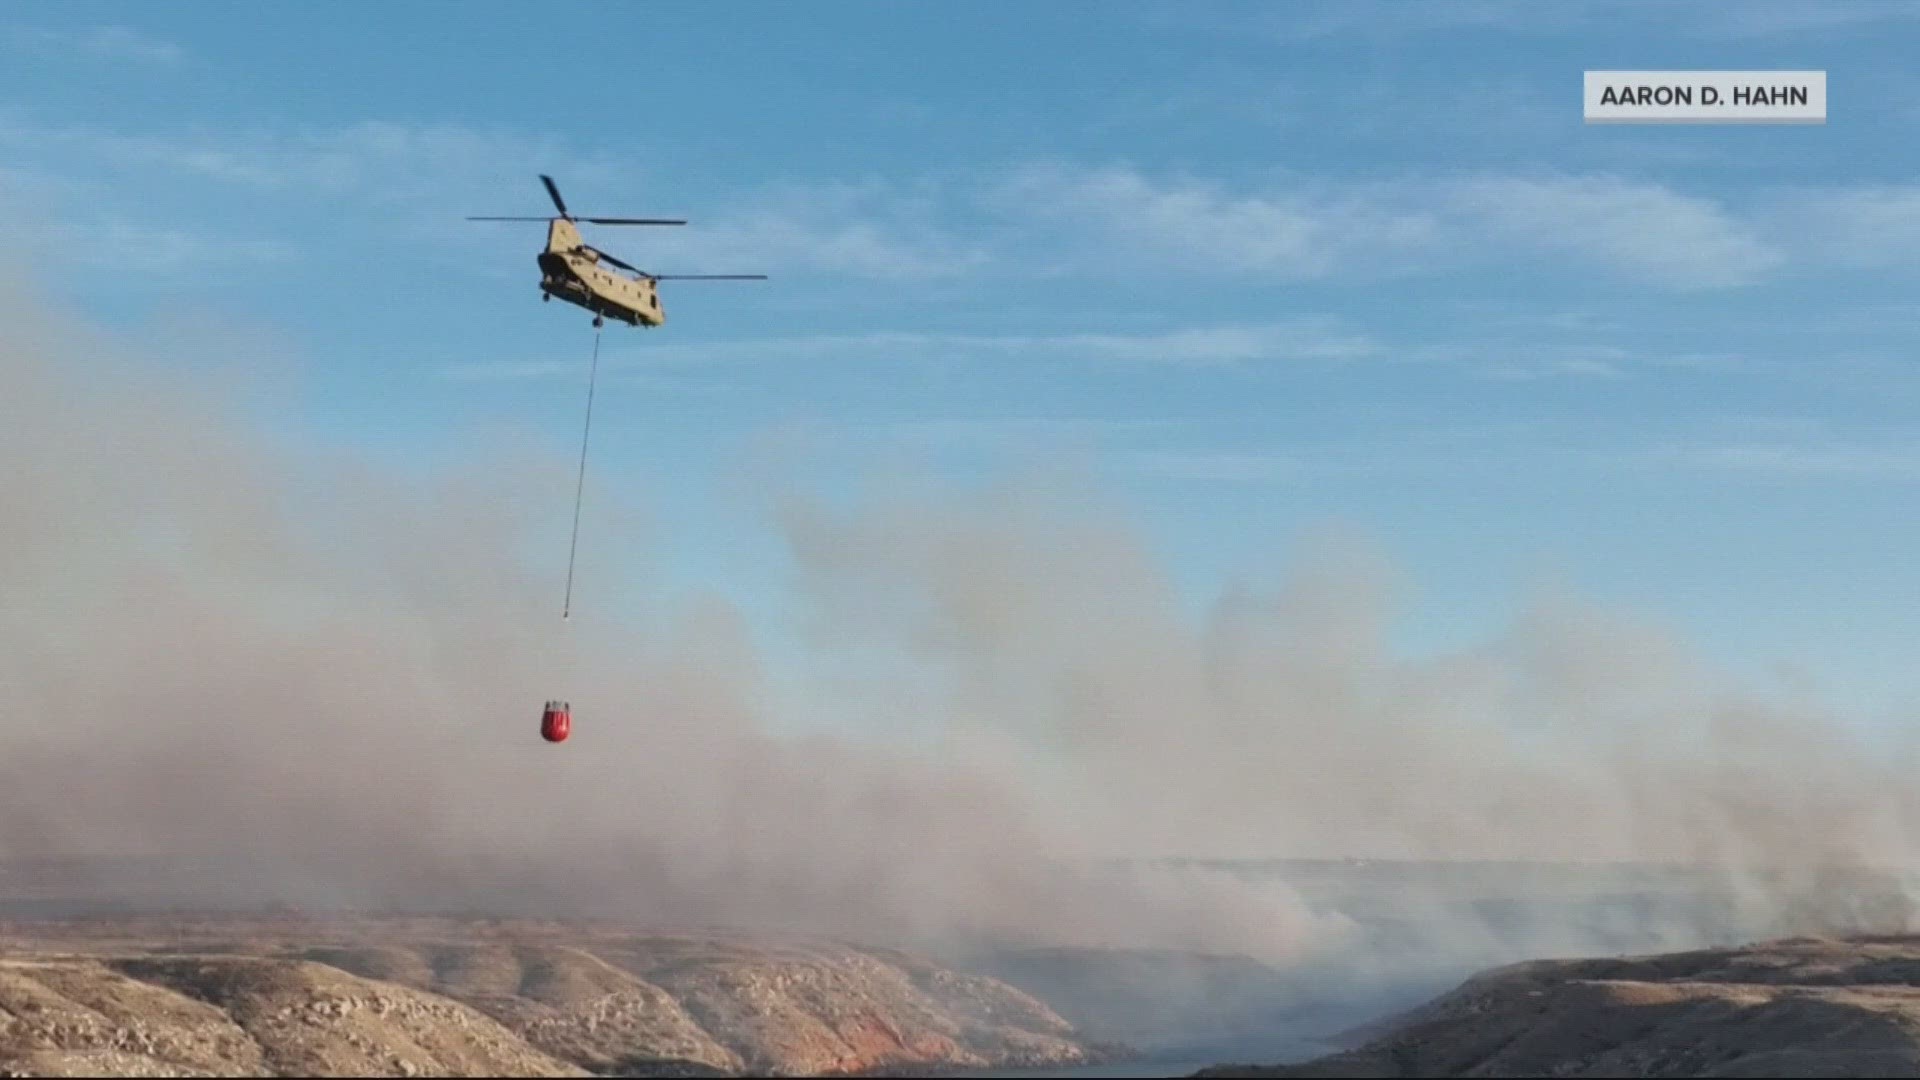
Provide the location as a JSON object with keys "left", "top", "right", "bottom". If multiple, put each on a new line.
{"left": 7, "top": 1, "right": 1920, "bottom": 711}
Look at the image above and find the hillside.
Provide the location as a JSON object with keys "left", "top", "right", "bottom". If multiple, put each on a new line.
{"left": 1197, "top": 935, "right": 1920, "bottom": 1078}
{"left": 0, "top": 917, "right": 1104, "bottom": 1077}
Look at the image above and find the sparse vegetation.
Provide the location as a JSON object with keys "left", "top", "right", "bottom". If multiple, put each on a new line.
{"left": 0, "top": 918, "right": 1103, "bottom": 1078}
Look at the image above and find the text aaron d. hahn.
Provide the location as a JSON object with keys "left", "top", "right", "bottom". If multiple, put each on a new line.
{"left": 1597, "top": 84, "right": 1811, "bottom": 107}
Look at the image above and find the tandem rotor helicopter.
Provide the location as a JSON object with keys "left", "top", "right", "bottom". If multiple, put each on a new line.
{"left": 468, "top": 174, "right": 765, "bottom": 329}
{"left": 469, "top": 175, "right": 767, "bottom": 744}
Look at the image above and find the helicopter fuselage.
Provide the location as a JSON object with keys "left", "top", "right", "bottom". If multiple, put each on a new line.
{"left": 538, "top": 219, "right": 664, "bottom": 328}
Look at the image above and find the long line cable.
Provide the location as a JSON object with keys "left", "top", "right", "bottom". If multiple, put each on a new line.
{"left": 562, "top": 323, "right": 603, "bottom": 621}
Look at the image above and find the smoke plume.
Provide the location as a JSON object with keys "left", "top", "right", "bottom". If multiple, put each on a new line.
{"left": 4, "top": 270, "right": 1919, "bottom": 1045}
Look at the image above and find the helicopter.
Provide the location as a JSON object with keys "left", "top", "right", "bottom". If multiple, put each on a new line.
{"left": 468, "top": 175, "right": 765, "bottom": 328}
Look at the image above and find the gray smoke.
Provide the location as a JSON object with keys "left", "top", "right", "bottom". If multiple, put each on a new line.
{"left": 4, "top": 268, "right": 1918, "bottom": 1049}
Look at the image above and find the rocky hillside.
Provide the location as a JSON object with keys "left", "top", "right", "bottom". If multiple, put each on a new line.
{"left": 0, "top": 917, "right": 1104, "bottom": 1077}
{"left": 1198, "top": 935, "right": 1920, "bottom": 1078}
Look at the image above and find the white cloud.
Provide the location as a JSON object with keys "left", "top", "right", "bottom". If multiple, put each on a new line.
{"left": 436, "top": 322, "right": 1378, "bottom": 380}
{"left": 1260, "top": 0, "right": 1920, "bottom": 43}
{"left": 873, "top": 418, "right": 1174, "bottom": 443}
{"left": 926, "top": 324, "right": 1378, "bottom": 367}
{"left": 634, "top": 180, "right": 986, "bottom": 282}
{"left": 1105, "top": 448, "right": 1301, "bottom": 483}
{"left": 2, "top": 26, "right": 183, "bottom": 66}
{"left": 1681, "top": 0, "right": 1920, "bottom": 41}
{"left": 1775, "top": 185, "right": 1920, "bottom": 270}
{"left": 0, "top": 178, "right": 293, "bottom": 279}
{"left": 759, "top": 417, "right": 1302, "bottom": 485}
{"left": 14, "top": 109, "right": 1920, "bottom": 294}
{"left": 6, "top": 120, "right": 607, "bottom": 205}
{"left": 1650, "top": 445, "right": 1920, "bottom": 477}
{"left": 75, "top": 222, "right": 294, "bottom": 274}
{"left": 1445, "top": 176, "right": 1783, "bottom": 289}
{"left": 993, "top": 164, "right": 1442, "bottom": 280}
{"left": 0, "top": 119, "right": 978, "bottom": 283}
{"left": 690, "top": 323, "right": 1377, "bottom": 369}
{"left": 1423, "top": 416, "right": 1840, "bottom": 447}
{"left": 1475, "top": 356, "right": 1627, "bottom": 381}
{"left": 441, "top": 314, "right": 1827, "bottom": 387}
{"left": 1060, "top": 324, "right": 1380, "bottom": 365}
{"left": 0, "top": 155, "right": 293, "bottom": 281}
{"left": 1402, "top": 335, "right": 1751, "bottom": 382}
{"left": 1259, "top": 1, "right": 1596, "bottom": 44}
{"left": 993, "top": 166, "right": 1787, "bottom": 289}
{"left": 1645, "top": 352, "right": 1769, "bottom": 377}
{"left": 434, "top": 359, "right": 586, "bottom": 382}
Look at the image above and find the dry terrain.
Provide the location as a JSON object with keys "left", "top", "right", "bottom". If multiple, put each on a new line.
{"left": 0, "top": 917, "right": 1105, "bottom": 1077}
{"left": 1199, "top": 935, "right": 1920, "bottom": 1078}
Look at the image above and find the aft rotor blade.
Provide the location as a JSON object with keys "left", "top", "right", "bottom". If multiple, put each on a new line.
{"left": 648, "top": 274, "right": 769, "bottom": 280}
{"left": 540, "top": 174, "right": 569, "bottom": 217}
{"left": 580, "top": 217, "right": 687, "bottom": 226}
{"left": 594, "top": 250, "right": 642, "bottom": 273}
{"left": 466, "top": 216, "right": 556, "bottom": 221}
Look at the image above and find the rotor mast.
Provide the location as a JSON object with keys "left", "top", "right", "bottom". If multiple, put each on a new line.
{"left": 467, "top": 175, "right": 768, "bottom": 283}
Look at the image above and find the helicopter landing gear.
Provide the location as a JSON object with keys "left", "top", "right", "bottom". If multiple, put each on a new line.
{"left": 542, "top": 292, "right": 551, "bottom": 302}
{"left": 592, "top": 314, "right": 604, "bottom": 328}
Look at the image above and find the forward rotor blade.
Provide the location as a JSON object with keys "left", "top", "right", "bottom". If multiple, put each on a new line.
{"left": 580, "top": 217, "right": 688, "bottom": 226}
{"left": 540, "top": 174, "right": 569, "bottom": 217}
{"left": 466, "top": 216, "right": 556, "bottom": 221}
{"left": 647, "top": 274, "right": 769, "bottom": 281}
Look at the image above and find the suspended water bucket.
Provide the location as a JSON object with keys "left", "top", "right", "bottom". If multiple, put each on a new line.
{"left": 540, "top": 700, "right": 572, "bottom": 743}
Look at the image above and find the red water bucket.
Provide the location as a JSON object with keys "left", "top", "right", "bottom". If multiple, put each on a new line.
{"left": 540, "top": 700, "right": 572, "bottom": 743}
